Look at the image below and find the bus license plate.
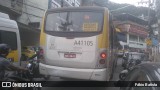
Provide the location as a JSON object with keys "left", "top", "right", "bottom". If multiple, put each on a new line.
{"left": 64, "top": 54, "right": 76, "bottom": 58}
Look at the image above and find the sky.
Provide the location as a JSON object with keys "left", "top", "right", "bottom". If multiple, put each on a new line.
{"left": 109, "top": 0, "right": 148, "bottom": 6}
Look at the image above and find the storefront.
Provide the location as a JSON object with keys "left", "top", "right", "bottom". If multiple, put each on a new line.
{"left": 115, "top": 22, "right": 148, "bottom": 50}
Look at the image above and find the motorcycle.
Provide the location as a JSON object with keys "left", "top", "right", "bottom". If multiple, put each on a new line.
{"left": 26, "top": 53, "right": 50, "bottom": 80}
{"left": 20, "top": 49, "right": 50, "bottom": 80}
{"left": 119, "top": 58, "right": 141, "bottom": 80}
{"left": 1, "top": 54, "right": 41, "bottom": 90}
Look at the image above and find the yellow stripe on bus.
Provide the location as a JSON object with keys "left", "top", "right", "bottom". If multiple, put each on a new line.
{"left": 98, "top": 9, "right": 109, "bottom": 48}
{"left": 40, "top": 17, "right": 46, "bottom": 46}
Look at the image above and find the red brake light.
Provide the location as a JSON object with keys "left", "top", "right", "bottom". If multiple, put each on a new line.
{"left": 100, "top": 52, "right": 107, "bottom": 59}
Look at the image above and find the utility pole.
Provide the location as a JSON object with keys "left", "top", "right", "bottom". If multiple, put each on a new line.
{"left": 138, "top": 0, "right": 155, "bottom": 61}
{"left": 138, "top": 0, "right": 154, "bottom": 27}
{"left": 138, "top": 0, "right": 156, "bottom": 38}
{"left": 156, "top": 0, "right": 160, "bottom": 40}
{"left": 61, "top": 0, "right": 64, "bottom": 7}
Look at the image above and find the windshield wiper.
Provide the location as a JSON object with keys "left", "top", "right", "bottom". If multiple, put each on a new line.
{"left": 59, "top": 21, "right": 72, "bottom": 31}
{"left": 58, "top": 12, "right": 73, "bottom": 31}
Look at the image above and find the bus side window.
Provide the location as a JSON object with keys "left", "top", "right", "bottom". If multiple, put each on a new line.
{"left": 0, "top": 30, "right": 17, "bottom": 50}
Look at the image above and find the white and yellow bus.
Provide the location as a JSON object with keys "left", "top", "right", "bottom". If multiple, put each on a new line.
{"left": 0, "top": 12, "right": 21, "bottom": 64}
{"left": 39, "top": 7, "right": 119, "bottom": 81}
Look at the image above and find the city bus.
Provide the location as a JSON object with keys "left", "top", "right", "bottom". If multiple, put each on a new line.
{"left": 39, "top": 7, "right": 119, "bottom": 81}
{"left": 0, "top": 12, "right": 21, "bottom": 64}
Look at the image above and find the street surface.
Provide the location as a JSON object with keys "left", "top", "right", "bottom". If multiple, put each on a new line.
{"left": 8, "top": 58, "right": 123, "bottom": 90}
{"left": 41, "top": 58, "right": 123, "bottom": 90}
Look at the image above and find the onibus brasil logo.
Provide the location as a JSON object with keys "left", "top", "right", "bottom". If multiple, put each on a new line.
{"left": 2, "top": 82, "right": 42, "bottom": 87}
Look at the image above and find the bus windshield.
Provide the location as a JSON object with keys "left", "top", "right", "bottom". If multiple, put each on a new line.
{"left": 45, "top": 11, "right": 103, "bottom": 32}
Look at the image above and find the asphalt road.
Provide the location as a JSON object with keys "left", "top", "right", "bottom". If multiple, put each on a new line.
{"left": 7, "top": 58, "right": 123, "bottom": 90}
{"left": 41, "top": 58, "right": 123, "bottom": 90}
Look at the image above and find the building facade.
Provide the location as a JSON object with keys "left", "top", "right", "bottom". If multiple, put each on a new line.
{"left": 17, "top": 0, "right": 48, "bottom": 46}
{"left": 114, "top": 14, "right": 149, "bottom": 52}
{"left": 0, "top": 0, "right": 23, "bottom": 19}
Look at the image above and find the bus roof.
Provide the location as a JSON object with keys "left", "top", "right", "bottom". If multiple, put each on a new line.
{"left": 0, "top": 12, "right": 18, "bottom": 29}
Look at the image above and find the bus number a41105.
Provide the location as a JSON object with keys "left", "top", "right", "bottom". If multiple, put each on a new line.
{"left": 74, "top": 40, "right": 93, "bottom": 46}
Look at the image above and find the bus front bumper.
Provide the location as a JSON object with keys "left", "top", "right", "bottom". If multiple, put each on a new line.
{"left": 39, "top": 63, "right": 109, "bottom": 81}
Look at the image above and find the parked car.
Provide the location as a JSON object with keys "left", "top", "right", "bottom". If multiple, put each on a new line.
{"left": 119, "top": 63, "right": 160, "bottom": 90}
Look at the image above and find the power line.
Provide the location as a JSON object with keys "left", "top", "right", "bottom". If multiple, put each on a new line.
{"left": 3, "top": 0, "right": 44, "bottom": 18}
{"left": 26, "top": 0, "right": 48, "bottom": 9}
{"left": 138, "top": 0, "right": 152, "bottom": 24}
{"left": 24, "top": 0, "right": 31, "bottom": 22}
{"left": 8, "top": 7, "right": 43, "bottom": 18}
{"left": 17, "top": 0, "right": 46, "bottom": 11}
{"left": 110, "top": 5, "right": 133, "bottom": 12}
{"left": 4, "top": 0, "right": 46, "bottom": 11}
{"left": 20, "top": 10, "right": 43, "bottom": 18}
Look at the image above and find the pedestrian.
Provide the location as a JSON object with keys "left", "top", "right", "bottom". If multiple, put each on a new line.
{"left": 0, "top": 43, "right": 27, "bottom": 80}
